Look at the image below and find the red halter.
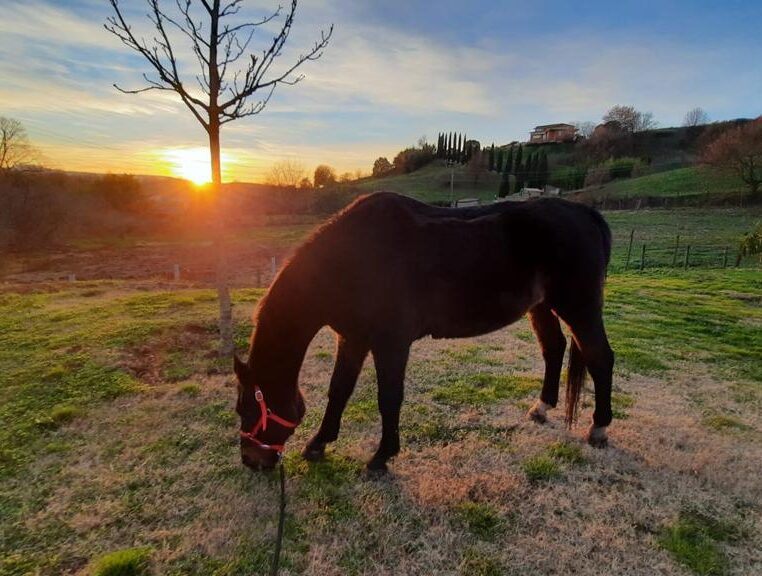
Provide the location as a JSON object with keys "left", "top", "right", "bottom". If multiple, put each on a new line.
{"left": 239, "top": 385, "right": 299, "bottom": 454}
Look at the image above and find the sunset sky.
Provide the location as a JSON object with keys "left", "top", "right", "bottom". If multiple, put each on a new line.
{"left": 1, "top": 0, "right": 760, "bottom": 183}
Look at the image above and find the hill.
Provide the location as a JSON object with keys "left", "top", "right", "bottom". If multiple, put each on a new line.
{"left": 356, "top": 160, "right": 502, "bottom": 204}
{"left": 576, "top": 166, "right": 747, "bottom": 205}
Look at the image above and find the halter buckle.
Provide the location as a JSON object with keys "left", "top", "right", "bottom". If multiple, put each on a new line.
{"left": 254, "top": 389, "right": 264, "bottom": 402}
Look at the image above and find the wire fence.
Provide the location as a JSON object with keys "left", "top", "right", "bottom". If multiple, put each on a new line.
{"left": 614, "top": 230, "right": 742, "bottom": 271}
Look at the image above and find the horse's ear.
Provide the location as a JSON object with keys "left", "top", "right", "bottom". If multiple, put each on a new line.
{"left": 233, "top": 355, "right": 249, "bottom": 381}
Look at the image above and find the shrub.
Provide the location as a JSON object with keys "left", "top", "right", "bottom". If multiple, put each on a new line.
{"left": 392, "top": 147, "right": 435, "bottom": 174}
{"left": 550, "top": 165, "right": 587, "bottom": 190}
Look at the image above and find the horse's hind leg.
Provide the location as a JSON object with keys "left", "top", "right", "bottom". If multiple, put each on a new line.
{"left": 302, "top": 336, "right": 368, "bottom": 461}
{"left": 527, "top": 303, "right": 566, "bottom": 424}
{"left": 564, "top": 313, "right": 615, "bottom": 448}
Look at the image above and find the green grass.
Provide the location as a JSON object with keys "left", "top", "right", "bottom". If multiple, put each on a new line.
{"left": 604, "top": 270, "right": 761, "bottom": 383}
{"left": 523, "top": 455, "right": 562, "bottom": 483}
{"left": 0, "top": 285, "right": 262, "bottom": 479}
{"left": 545, "top": 441, "right": 586, "bottom": 464}
{"left": 441, "top": 344, "right": 502, "bottom": 366}
{"left": 701, "top": 414, "right": 751, "bottom": 432}
{"left": 454, "top": 502, "right": 505, "bottom": 541}
{"left": 658, "top": 511, "right": 741, "bottom": 575}
{"left": 594, "top": 166, "right": 744, "bottom": 200}
{"left": 458, "top": 548, "right": 504, "bottom": 576}
{"left": 357, "top": 160, "right": 501, "bottom": 204}
{"left": 603, "top": 206, "right": 762, "bottom": 270}
{"left": 88, "top": 546, "right": 152, "bottom": 576}
{"left": 433, "top": 373, "right": 541, "bottom": 406}
{"left": 611, "top": 391, "right": 635, "bottom": 419}
{"left": 177, "top": 382, "right": 202, "bottom": 397}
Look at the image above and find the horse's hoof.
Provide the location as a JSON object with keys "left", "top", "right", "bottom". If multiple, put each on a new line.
{"left": 301, "top": 444, "right": 326, "bottom": 462}
{"left": 365, "top": 458, "right": 388, "bottom": 476}
{"left": 587, "top": 426, "right": 608, "bottom": 449}
{"left": 527, "top": 400, "right": 550, "bottom": 424}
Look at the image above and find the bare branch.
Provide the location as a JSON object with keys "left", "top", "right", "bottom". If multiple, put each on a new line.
{"left": 105, "top": 0, "right": 210, "bottom": 129}
{"left": 219, "top": 0, "right": 333, "bottom": 117}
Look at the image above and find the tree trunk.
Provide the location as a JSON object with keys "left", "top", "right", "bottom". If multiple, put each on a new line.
{"left": 207, "top": 2, "right": 233, "bottom": 358}
{"left": 209, "top": 121, "right": 234, "bottom": 357}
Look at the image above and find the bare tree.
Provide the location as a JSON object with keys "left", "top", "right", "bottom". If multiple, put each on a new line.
{"left": 602, "top": 105, "right": 657, "bottom": 133}
{"left": 0, "top": 117, "right": 39, "bottom": 173}
{"left": 683, "top": 107, "right": 709, "bottom": 127}
{"left": 266, "top": 159, "right": 306, "bottom": 188}
{"left": 702, "top": 117, "right": 762, "bottom": 197}
{"left": 573, "top": 121, "right": 596, "bottom": 139}
{"left": 105, "top": 0, "right": 332, "bottom": 355}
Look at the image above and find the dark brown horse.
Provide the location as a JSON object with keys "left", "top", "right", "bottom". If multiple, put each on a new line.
{"left": 234, "top": 192, "right": 613, "bottom": 472}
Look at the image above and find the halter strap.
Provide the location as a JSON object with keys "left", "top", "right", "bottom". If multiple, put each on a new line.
{"left": 240, "top": 385, "right": 299, "bottom": 454}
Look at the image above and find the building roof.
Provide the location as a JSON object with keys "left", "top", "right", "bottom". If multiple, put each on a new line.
{"left": 533, "top": 123, "right": 576, "bottom": 130}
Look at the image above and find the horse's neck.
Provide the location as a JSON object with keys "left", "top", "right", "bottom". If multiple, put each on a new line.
{"left": 248, "top": 287, "right": 320, "bottom": 401}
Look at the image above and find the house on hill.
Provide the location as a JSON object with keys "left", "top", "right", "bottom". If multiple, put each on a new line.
{"left": 529, "top": 123, "right": 577, "bottom": 144}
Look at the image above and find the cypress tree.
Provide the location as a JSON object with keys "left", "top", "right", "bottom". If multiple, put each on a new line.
{"left": 496, "top": 148, "right": 504, "bottom": 173}
{"left": 498, "top": 165, "right": 511, "bottom": 198}
{"left": 488, "top": 143, "right": 495, "bottom": 171}
{"left": 525, "top": 153, "right": 533, "bottom": 187}
{"left": 456, "top": 133, "right": 462, "bottom": 162}
{"left": 514, "top": 146, "right": 523, "bottom": 186}
{"left": 538, "top": 150, "right": 549, "bottom": 188}
{"left": 436, "top": 133, "right": 442, "bottom": 158}
{"left": 504, "top": 146, "right": 513, "bottom": 176}
{"left": 529, "top": 153, "right": 538, "bottom": 188}
{"left": 447, "top": 132, "right": 453, "bottom": 161}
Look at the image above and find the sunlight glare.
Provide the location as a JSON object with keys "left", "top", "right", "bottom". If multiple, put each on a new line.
{"left": 163, "top": 148, "right": 213, "bottom": 185}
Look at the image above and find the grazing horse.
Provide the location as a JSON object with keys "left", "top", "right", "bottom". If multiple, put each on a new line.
{"left": 234, "top": 192, "right": 613, "bottom": 472}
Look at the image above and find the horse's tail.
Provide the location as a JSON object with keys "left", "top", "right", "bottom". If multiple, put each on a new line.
{"left": 565, "top": 340, "right": 587, "bottom": 427}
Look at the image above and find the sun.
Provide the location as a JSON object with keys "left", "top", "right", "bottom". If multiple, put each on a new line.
{"left": 163, "top": 148, "right": 212, "bottom": 185}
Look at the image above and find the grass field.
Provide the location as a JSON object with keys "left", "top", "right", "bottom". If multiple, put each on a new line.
{"left": 604, "top": 206, "right": 762, "bottom": 270}
{"left": 356, "top": 161, "right": 502, "bottom": 204}
{"left": 585, "top": 166, "right": 745, "bottom": 201}
{"left": 1, "top": 267, "right": 760, "bottom": 575}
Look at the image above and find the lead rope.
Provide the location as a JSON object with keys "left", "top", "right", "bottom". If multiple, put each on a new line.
{"left": 269, "top": 462, "right": 287, "bottom": 576}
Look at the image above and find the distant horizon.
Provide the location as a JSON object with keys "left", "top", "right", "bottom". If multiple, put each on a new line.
{"left": 2, "top": 0, "right": 761, "bottom": 184}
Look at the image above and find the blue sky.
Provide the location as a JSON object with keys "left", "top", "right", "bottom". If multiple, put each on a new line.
{"left": 0, "top": 0, "right": 760, "bottom": 182}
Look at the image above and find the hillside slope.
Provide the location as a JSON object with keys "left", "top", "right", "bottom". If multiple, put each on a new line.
{"left": 582, "top": 166, "right": 745, "bottom": 201}
{"left": 356, "top": 161, "right": 502, "bottom": 203}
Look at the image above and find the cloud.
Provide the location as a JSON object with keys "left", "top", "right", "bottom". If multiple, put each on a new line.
{"left": 2, "top": 0, "right": 760, "bottom": 181}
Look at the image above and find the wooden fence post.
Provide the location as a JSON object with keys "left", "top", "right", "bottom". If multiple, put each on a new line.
{"left": 684, "top": 245, "right": 691, "bottom": 270}
{"left": 672, "top": 234, "right": 680, "bottom": 267}
{"left": 640, "top": 244, "right": 646, "bottom": 271}
{"left": 624, "top": 229, "right": 634, "bottom": 270}
{"left": 723, "top": 247, "right": 729, "bottom": 269}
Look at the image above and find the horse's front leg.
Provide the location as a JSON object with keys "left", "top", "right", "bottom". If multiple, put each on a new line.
{"left": 367, "top": 340, "right": 410, "bottom": 473}
{"left": 302, "top": 336, "right": 368, "bottom": 461}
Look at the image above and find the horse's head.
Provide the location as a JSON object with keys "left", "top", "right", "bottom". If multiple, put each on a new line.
{"left": 233, "top": 355, "right": 304, "bottom": 470}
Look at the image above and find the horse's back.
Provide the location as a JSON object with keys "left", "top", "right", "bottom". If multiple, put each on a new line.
{"left": 288, "top": 192, "right": 610, "bottom": 340}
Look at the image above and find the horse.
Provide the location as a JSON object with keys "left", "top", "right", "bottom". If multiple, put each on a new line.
{"left": 234, "top": 192, "right": 614, "bottom": 472}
